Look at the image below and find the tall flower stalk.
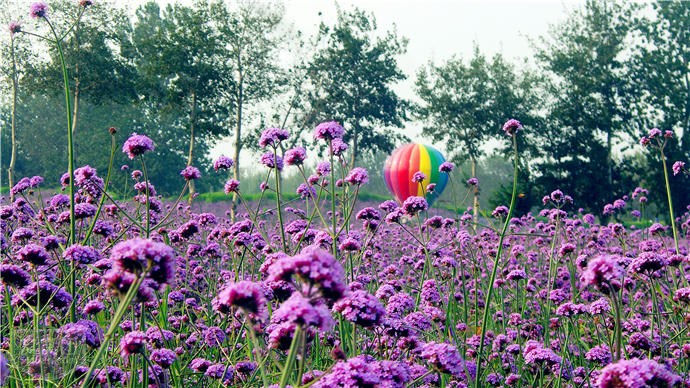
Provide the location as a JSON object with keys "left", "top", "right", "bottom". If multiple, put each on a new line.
{"left": 474, "top": 119, "right": 522, "bottom": 388}
{"left": 28, "top": 2, "right": 88, "bottom": 322}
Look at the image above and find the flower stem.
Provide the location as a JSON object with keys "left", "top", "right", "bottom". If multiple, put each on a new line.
{"left": 46, "top": 18, "right": 77, "bottom": 323}
{"left": 474, "top": 134, "right": 519, "bottom": 388}
{"left": 660, "top": 149, "right": 680, "bottom": 254}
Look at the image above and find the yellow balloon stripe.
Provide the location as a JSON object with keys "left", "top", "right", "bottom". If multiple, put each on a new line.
{"left": 418, "top": 145, "right": 432, "bottom": 196}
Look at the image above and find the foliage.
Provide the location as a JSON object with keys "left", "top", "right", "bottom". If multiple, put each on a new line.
{"left": 305, "top": 8, "right": 409, "bottom": 165}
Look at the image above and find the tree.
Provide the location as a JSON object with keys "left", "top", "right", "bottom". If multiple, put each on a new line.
{"left": 534, "top": 0, "right": 635, "bottom": 214}
{"left": 211, "top": 0, "right": 287, "bottom": 182}
{"left": 305, "top": 8, "right": 409, "bottom": 166}
{"left": 132, "top": 0, "right": 228, "bottom": 199}
{"left": 415, "top": 48, "right": 539, "bottom": 216}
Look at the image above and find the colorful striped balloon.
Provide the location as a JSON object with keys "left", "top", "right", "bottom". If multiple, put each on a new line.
{"left": 383, "top": 143, "right": 449, "bottom": 206}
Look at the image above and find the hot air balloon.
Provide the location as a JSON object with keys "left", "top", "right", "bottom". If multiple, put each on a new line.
{"left": 383, "top": 143, "right": 449, "bottom": 206}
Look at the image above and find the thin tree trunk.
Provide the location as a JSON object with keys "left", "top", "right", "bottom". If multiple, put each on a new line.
{"left": 8, "top": 38, "right": 18, "bottom": 201}
{"left": 187, "top": 90, "right": 197, "bottom": 204}
{"left": 350, "top": 127, "right": 358, "bottom": 167}
{"left": 471, "top": 156, "right": 479, "bottom": 224}
{"left": 231, "top": 77, "right": 243, "bottom": 221}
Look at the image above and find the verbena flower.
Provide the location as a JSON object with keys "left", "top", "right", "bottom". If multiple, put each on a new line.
{"left": 259, "top": 127, "right": 289, "bottom": 148}
{"left": 314, "top": 121, "right": 344, "bottom": 141}
{"left": 213, "top": 155, "right": 234, "bottom": 171}
{"left": 119, "top": 331, "right": 147, "bottom": 358}
{"left": 29, "top": 2, "right": 48, "bottom": 18}
{"left": 333, "top": 290, "right": 385, "bottom": 327}
{"left": 595, "top": 358, "right": 680, "bottom": 387}
{"left": 260, "top": 152, "right": 284, "bottom": 171}
{"left": 212, "top": 280, "right": 267, "bottom": 319}
{"left": 439, "top": 161, "right": 454, "bottom": 173}
{"left": 345, "top": 167, "right": 369, "bottom": 185}
{"left": 502, "top": 118, "right": 522, "bottom": 135}
{"left": 580, "top": 255, "right": 624, "bottom": 294}
{"left": 419, "top": 341, "right": 465, "bottom": 377}
{"left": 284, "top": 147, "right": 307, "bottom": 166}
{"left": 402, "top": 196, "right": 428, "bottom": 216}
{"left": 224, "top": 179, "right": 240, "bottom": 194}
{"left": 180, "top": 166, "right": 201, "bottom": 180}
{"left": 122, "top": 133, "right": 154, "bottom": 159}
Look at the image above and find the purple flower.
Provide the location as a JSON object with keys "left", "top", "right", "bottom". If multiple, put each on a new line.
{"left": 580, "top": 255, "right": 624, "bottom": 294}
{"left": 63, "top": 244, "right": 101, "bottom": 265}
{"left": 356, "top": 207, "right": 381, "bottom": 221}
{"left": 119, "top": 331, "right": 147, "bottom": 358}
{"left": 331, "top": 138, "right": 349, "bottom": 156}
{"left": 30, "top": 2, "right": 48, "bottom": 18}
{"left": 402, "top": 196, "right": 428, "bottom": 216}
{"left": 379, "top": 200, "right": 399, "bottom": 212}
{"left": 260, "top": 152, "right": 284, "bottom": 171}
{"left": 212, "top": 280, "right": 267, "bottom": 319}
{"left": 213, "top": 155, "right": 234, "bottom": 171}
{"left": 648, "top": 127, "right": 662, "bottom": 138}
{"left": 0, "top": 265, "right": 31, "bottom": 288}
{"left": 180, "top": 166, "right": 201, "bottom": 180}
{"left": 412, "top": 171, "right": 426, "bottom": 183}
{"left": 492, "top": 205, "right": 509, "bottom": 218}
{"left": 224, "top": 179, "right": 240, "bottom": 194}
{"left": 9, "top": 21, "right": 21, "bottom": 35}
{"left": 345, "top": 167, "right": 369, "bottom": 185}
{"left": 83, "top": 299, "right": 105, "bottom": 315}
{"left": 502, "top": 118, "right": 522, "bottom": 135}
{"left": 13, "top": 281, "right": 72, "bottom": 310}
{"left": 523, "top": 340, "right": 562, "bottom": 367}
{"left": 122, "top": 133, "right": 154, "bottom": 159}
{"left": 467, "top": 177, "right": 479, "bottom": 186}
{"left": 672, "top": 161, "right": 685, "bottom": 176}
{"left": 628, "top": 252, "right": 665, "bottom": 275}
{"left": 333, "top": 290, "right": 385, "bottom": 327}
{"left": 205, "top": 364, "right": 233, "bottom": 382}
{"left": 270, "top": 293, "right": 334, "bottom": 331}
{"left": 150, "top": 348, "right": 177, "bottom": 369}
{"left": 589, "top": 298, "right": 611, "bottom": 315}
{"left": 266, "top": 247, "right": 347, "bottom": 303}
{"left": 313, "top": 355, "right": 410, "bottom": 388}
{"left": 284, "top": 147, "right": 307, "bottom": 166}
{"left": 316, "top": 161, "right": 331, "bottom": 176}
{"left": 202, "top": 326, "right": 226, "bottom": 347}
{"left": 314, "top": 121, "right": 344, "bottom": 141}
{"left": 296, "top": 183, "right": 316, "bottom": 199}
{"left": 16, "top": 243, "right": 50, "bottom": 266}
{"left": 585, "top": 344, "right": 612, "bottom": 365}
{"left": 189, "top": 358, "right": 212, "bottom": 373}
{"left": 109, "top": 238, "right": 175, "bottom": 287}
{"left": 259, "top": 127, "right": 290, "bottom": 148}
{"left": 439, "top": 161, "right": 454, "bottom": 173}
{"left": 595, "top": 358, "right": 680, "bottom": 387}
{"left": 420, "top": 341, "right": 465, "bottom": 377}
{"left": 673, "top": 287, "right": 690, "bottom": 304}
{"left": 59, "top": 320, "right": 102, "bottom": 348}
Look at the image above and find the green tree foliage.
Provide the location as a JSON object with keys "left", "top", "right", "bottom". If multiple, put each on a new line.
{"left": 626, "top": 0, "right": 690, "bottom": 218}
{"left": 534, "top": 0, "right": 636, "bottom": 214}
{"left": 415, "top": 48, "right": 539, "bottom": 214}
{"left": 211, "top": 0, "right": 287, "bottom": 181}
{"left": 305, "top": 8, "right": 409, "bottom": 165}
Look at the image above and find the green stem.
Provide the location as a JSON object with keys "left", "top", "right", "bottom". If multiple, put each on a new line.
{"left": 79, "top": 274, "right": 147, "bottom": 388}
{"left": 660, "top": 149, "right": 680, "bottom": 254}
{"left": 46, "top": 18, "right": 77, "bottom": 323}
{"left": 279, "top": 325, "right": 302, "bottom": 388}
{"left": 474, "top": 134, "right": 519, "bottom": 388}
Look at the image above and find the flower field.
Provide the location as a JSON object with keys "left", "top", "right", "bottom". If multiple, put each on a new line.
{"left": 2, "top": 121, "right": 690, "bottom": 388}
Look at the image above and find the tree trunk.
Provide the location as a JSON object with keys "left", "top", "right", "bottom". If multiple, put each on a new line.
{"left": 187, "top": 90, "right": 197, "bottom": 204}
{"left": 350, "top": 127, "right": 358, "bottom": 167}
{"left": 8, "top": 39, "right": 18, "bottom": 201}
{"left": 471, "top": 156, "right": 479, "bottom": 224}
{"left": 231, "top": 75, "right": 244, "bottom": 221}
